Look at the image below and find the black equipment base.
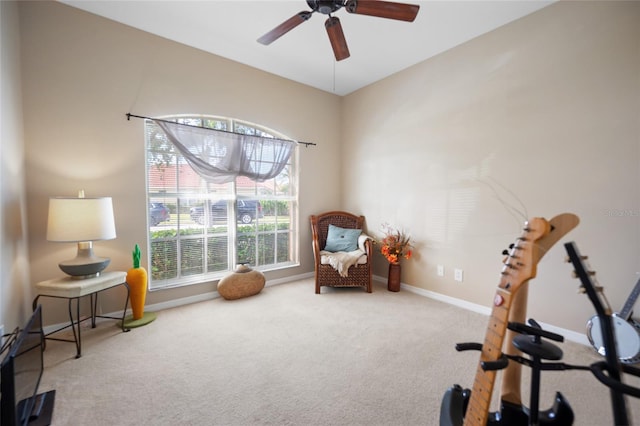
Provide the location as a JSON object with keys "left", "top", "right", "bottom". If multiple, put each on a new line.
{"left": 25, "top": 389, "right": 56, "bottom": 426}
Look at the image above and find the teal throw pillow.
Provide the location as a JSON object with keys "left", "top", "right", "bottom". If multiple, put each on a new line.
{"left": 324, "top": 224, "right": 362, "bottom": 252}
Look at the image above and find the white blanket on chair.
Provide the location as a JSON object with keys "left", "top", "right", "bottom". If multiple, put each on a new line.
{"left": 320, "top": 249, "right": 366, "bottom": 278}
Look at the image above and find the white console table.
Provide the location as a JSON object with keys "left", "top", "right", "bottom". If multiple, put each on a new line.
{"left": 32, "top": 271, "right": 130, "bottom": 358}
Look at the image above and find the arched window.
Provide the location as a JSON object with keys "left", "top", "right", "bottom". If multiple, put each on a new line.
{"left": 145, "top": 115, "right": 299, "bottom": 290}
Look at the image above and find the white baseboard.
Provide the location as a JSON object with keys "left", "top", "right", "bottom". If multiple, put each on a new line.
{"left": 43, "top": 272, "right": 588, "bottom": 347}
{"left": 374, "top": 274, "right": 590, "bottom": 346}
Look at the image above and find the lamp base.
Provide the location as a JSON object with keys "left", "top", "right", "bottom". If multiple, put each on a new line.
{"left": 58, "top": 242, "right": 110, "bottom": 279}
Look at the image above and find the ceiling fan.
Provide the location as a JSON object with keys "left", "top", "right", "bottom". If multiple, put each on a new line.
{"left": 257, "top": 0, "right": 420, "bottom": 61}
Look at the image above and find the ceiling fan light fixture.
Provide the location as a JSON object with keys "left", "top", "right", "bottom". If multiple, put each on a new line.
{"left": 307, "top": 0, "right": 344, "bottom": 15}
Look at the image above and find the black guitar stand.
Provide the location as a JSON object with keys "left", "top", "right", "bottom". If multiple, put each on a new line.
{"left": 492, "top": 317, "right": 640, "bottom": 425}
{"left": 456, "top": 318, "right": 584, "bottom": 426}
{"left": 501, "top": 319, "right": 578, "bottom": 426}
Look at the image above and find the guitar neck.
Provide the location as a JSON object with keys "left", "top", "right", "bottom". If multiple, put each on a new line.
{"left": 500, "top": 283, "right": 529, "bottom": 406}
{"left": 565, "top": 242, "right": 630, "bottom": 425}
{"left": 500, "top": 213, "right": 579, "bottom": 406}
{"left": 460, "top": 217, "right": 552, "bottom": 425}
{"left": 619, "top": 277, "right": 640, "bottom": 320}
{"left": 463, "top": 288, "right": 514, "bottom": 426}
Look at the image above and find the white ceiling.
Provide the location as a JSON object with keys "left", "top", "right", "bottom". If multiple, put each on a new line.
{"left": 60, "top": 0, "right": 554, "bottom": 96}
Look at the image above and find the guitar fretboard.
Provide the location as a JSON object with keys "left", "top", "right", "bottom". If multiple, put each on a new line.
{"left": 463, "top": 288, "right": 513, "bottom": 426}
{"left": 620, "top": 277, "right": 640, "bottom": 320}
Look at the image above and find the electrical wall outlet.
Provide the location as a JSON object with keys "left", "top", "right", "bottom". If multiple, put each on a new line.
{"left": 437, "top": 265, "right": 445, "bottom": 277}
{"left": 454, "top": 268, "right": 464, "bottom": 282}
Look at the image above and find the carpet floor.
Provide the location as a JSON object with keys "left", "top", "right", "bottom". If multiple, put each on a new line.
{"left": 39, "top": 279, "right": 639, "bottom": 425}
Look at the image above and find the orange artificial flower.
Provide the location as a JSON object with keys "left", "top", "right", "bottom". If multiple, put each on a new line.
{"left": 379, "top": 223, "right": 413, "bottom": 264}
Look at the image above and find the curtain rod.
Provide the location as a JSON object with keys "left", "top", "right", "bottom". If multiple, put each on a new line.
{"left": 126, "top": 113, "right": 316, "bottom": 147}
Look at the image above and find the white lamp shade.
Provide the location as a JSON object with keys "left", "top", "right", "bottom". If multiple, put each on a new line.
{"left": 47, "top": 197, "right": 116, "bottom": 242}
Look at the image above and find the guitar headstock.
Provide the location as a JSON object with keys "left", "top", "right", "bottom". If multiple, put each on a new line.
{"left": 533, "top": 213, "right": 580, "bottom": 264}
{"left": 564, "top": 241, "right": 611, "bottom": 317}
{"left": 498, "top": 217, "right": 551, "bottom": 295}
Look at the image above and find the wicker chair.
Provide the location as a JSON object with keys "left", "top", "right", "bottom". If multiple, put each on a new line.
{"left": 310, "top": 211, "right": 372, "bottom": 294}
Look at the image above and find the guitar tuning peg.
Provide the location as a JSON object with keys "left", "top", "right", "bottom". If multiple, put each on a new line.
{"left": 578, "top": 286, "right": 586, "bottom": 294}
{"left": 502, "top": 249, "right": 509, "bottom": 255}
{"left": 571, "top": 270, "right": 596, "bottom": 278}
{"left": 565, "top": 255, "right": 589, "bottom": 262}
{"left": 509, "top": 243, "right": 515, "bottom": 249}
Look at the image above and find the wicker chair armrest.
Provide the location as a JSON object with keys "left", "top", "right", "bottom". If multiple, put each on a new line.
{"left": 362, "top": 237, "right": 372, "bottom": 258}
{"left": 311, "top": 238, "right": 322, "bottom": 263}
{"left": 310, "top": 215, "right": 323, "bottom": 263}
{"left": 358, "top": 234, "right": 373, "bottom": 255}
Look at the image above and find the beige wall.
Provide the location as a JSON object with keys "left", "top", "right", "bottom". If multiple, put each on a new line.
{"left": 343, "top": 1, "right": 640, "bottom": 334}
{"left": 1, "top": 1, "right": 31, "bottom": 331}
{"left": 17, "top": 1, "right": 342, "bottom": 326}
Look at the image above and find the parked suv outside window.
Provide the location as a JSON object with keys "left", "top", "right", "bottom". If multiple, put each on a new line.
{"left": 190, "top": 199, "right": 263, "bottom": 225}
{"left": 149, "top": 202, "right": 170, "bottom": 226}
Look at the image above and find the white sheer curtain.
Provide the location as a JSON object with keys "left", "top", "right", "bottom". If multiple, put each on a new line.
{"left": 154, "top": 120, "right": 296, "bottom": 184}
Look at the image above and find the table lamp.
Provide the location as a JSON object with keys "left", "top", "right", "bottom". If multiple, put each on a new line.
{"left": 47, "top": 191, "right": 116, "bottom": 279}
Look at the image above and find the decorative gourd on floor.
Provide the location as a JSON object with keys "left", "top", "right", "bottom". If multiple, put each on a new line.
{"left": 127, "top": 244, "right": 147, "bottom": 320}
{"left": 218, "top": 264, "right": 266, "bottom": 300}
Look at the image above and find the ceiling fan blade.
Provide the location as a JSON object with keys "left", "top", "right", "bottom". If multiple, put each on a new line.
{"left": 325, "top": 16, "right": 350, "bottom": 61}
{"left": 257, "top": 11, "right": 313, "bottom": 45}
{"left": 345, "top": 0, "right": 420, "bottom": 22}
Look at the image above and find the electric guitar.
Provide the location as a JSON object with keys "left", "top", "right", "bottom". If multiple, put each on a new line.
{"left": 586, "top": 277, "right": 640, "bottom": 364}
{"left": 500, "top": 213, "right": 579, "bottom": 408}
{"left": 439, "top": 214, "right": 579, "bottom": 426}
{"left": 564, "top": 242, "right": 630, "bottom": 425}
